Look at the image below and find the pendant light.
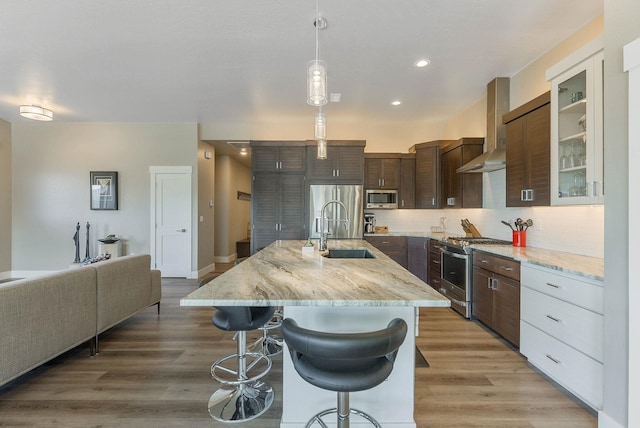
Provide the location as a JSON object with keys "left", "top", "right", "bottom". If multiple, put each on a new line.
{"left": 308, "top": 0, "right": 328, "bottom": 159}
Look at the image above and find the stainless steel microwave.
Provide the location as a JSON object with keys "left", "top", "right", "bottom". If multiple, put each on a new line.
{"left": 365, "top": 189, "right": 397, "bottom": 209}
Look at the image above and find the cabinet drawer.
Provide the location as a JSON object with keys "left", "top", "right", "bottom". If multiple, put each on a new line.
{"left": 521, "top": 286, "right": 603, "bottom": 361}
{"left": 520, "top": 321, "right": 602, "bottom": 409}
{"left": 472, "top": 251, "right": 520, "bottom": 281}
{"left": 521, "top": 264, "right": 603, "bottom": 314}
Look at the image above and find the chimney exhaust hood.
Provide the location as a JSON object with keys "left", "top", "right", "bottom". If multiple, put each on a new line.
{"left": 457, "top": 77, "right": 510, "bottom": 173}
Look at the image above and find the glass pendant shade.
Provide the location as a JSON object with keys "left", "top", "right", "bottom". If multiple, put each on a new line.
{"left": 314, "top": 111, "right": 326, "bottom": 140}
{"left": 317, "top": 139, "right": 327, "bottom": 159}
{"left": 307, "top": 60, "right": 327, "bottom": 106}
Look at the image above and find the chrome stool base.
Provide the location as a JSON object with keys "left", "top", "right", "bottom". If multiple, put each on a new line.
{"left": 305, "top": 407, "right": 382, "bottom": 428}
{"left": 208, "top": 381, "right": 274, "bottom": 422}
{"left": 210, "top": 350, "right": 272, "bottom": 386}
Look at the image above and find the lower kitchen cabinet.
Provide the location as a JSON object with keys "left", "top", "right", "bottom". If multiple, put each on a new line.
{"left": 427, "top": 239, "right": 443, "bottom": 291}
{"left": 472, "top": 250, "right": 521, "bottom": 347}
{"left": 407, "top": 237, "right": 428, "bottom": 282}
{"left": 365, "top": 236, "right": 407, "bottom": 268}
{"left": 520, "top": 263, "right": 603, "bottom": 410}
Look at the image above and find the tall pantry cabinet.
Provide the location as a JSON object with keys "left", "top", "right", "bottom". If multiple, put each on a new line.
{"left": 547, "top": 38, "right": 604, "bottom": 205}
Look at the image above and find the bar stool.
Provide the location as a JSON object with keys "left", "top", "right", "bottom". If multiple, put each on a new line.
{"left": 281, "top": 317, "right": 407, "bottom": 428}
{"left": 208, "top": 306, "right": 276, "bottom": 423}
{"left": 251, "top": 306, "right": 284, "bottom": 356}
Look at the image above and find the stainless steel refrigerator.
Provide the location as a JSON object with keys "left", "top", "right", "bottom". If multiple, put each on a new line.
{"left": 308, "top": 185, "right": 364, "bottom": 241}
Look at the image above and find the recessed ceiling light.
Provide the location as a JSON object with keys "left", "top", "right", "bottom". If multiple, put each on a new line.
{"left": 415, "top": 59, "right": 430, "bottom": 68}
{"left": 391, "top": 100, "right": 402, "bottom": 106}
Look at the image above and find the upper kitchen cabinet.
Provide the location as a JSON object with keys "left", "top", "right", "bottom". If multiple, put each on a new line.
{"left": 364, "top": 154, "right": 400, "bottom": 189}
{"left": 546, "top": 38, "right": 604, "bottom": 205}
{"left": 251, "top": 141, "right": 306, "bottom": 172}
{"left": 306, "top": 140, "right": 365, "bottom": 184}
{"left": 503, "top": 92, "right": 551, "bottom": 207}
{"left": 410, "top": 140, "right": 448, "bottom": 209}
{"left": 441, "top": 138, "right": 484, "bottom": 208}
{"left": 398, "top": 153, "right": 416, "bottom": 209}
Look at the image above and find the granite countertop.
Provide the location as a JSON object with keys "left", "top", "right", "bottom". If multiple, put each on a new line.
{"left": 180, "top": 240, "right": 451, "bottom": 308}
{"left": 365, "top": 231, "right": 604, "bottom": 282}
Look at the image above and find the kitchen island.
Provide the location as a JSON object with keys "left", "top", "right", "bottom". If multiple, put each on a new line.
{"left": 181, "top": 239, "right": 449, "bottom": 428}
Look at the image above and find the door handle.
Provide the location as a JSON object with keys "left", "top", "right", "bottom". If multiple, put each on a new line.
{"left": 176, "top": 229, "right": 186, "bottom": 232}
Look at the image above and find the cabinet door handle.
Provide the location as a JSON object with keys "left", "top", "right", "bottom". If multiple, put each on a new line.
{"left": 546, "top": 282, "right": 561, "bottom": 289}
{"left": 432, "top": 198, "right": 436, "bottom": 206}
{"left": 546, "top": 314, "right": 561, "bottom": 323}
{"left": 545, "top": 354, "right": 561, "bottom": 365}
{"left": 480, "top": 259, "right": 489, "bottom": 263}
{"left": 500, "top": 266, "right": 513, "bottom": 271}
{"left": 336, "top": 169, "right": 340, "bottom": 177}
{"left": 487, "top": 277, "right": 493, "bottom": 289}
{"left": 381, "top": 178, "right": 385, "bottom": 186}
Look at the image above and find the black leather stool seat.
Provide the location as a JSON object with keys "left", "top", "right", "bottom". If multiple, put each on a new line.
{"left": 281, "top": 318, "right": 407, "bottom": 392}
{"left": 213, "top": 306, "right": 275, "bottom": 331}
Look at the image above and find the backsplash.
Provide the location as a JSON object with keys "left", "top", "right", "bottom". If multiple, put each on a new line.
{"left": 369, "top": 171, "right": 604, "bottom": 258}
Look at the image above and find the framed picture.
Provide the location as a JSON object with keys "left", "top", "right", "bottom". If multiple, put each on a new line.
{"left": 90, "top": 171, "right": 118, "bottom": 210}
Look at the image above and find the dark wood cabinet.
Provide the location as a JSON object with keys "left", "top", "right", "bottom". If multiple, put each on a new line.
{"left": 440, "top": 138, "right": 484, "bottom": 208}
{"left": 411, "top": 141, "right": 447, "bottom": 209}
{"left": 472, "top": 250, "right": 521, "bottom": 347}
{"left": 364, "top": 154, "right": 400, "bottom": 189}
{"left": 251, "top": 142, "right": 306, "bottom": 172}
{"left": 251, "top": 172, "right": 306, "bottom": 253}
{"left": 365, "top": 236, "right": 407, "bottom": 268}
{"left": 427, "top": 239, "right": 443, "bottom": 291}
{"left": 307, "top": 141, "right": 365, "bottom": 184}
{"left": 407, "top": 237, "right": 428, "bottom": 282}
{"left": 398, "top": 154, "right": 415, "bottom": 209}
{"left": 503, "top": 92, "right": 551, "bottom": 207}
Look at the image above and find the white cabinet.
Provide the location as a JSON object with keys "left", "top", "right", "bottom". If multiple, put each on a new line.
{"left": 547, "top": 38, "right": 604, "bottom": 205}
{"left": 520, "top": 263, "right": 603, "bottom": 410}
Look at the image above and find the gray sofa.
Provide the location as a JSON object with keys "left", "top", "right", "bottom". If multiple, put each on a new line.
{"left": 0, "top": 254, "right": 161, "bottom": 387}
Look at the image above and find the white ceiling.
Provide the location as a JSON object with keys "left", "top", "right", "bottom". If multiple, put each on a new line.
{"left": 0, "top": 1, "right": 602, "bottom": 127}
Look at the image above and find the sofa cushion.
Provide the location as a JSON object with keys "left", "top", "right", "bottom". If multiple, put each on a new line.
{"left": 0, "top": 268, "right": 97, "bottom": 386}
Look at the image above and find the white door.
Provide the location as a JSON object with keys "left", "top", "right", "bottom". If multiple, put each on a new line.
{"left": 151, "top": 169, "right": 192, "bottom": 277}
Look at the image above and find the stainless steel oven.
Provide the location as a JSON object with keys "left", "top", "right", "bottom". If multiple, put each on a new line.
{"left": 439, "top": 243, "right": 472, "bottom": 318}
{"left": 439, "top": 236, "right": 512, "bottom": 318}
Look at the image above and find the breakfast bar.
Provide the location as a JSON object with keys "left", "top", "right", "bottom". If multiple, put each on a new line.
{"left": 181, "top": 239, "right": 450, "bottom": 427}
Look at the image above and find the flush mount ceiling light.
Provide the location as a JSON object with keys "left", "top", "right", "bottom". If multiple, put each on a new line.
{"left": 415, "top": 59, "right": 431, "bottom": 68}
{"left": 391, "top": 100, "right": 402, "bottom": 106}
{"left": 19, "top": 105, "right": 53, "bottom": 121}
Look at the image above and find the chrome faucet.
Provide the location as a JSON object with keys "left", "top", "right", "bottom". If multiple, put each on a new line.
{"left": 319, "top": 200, "right": 349, "bottom": 251}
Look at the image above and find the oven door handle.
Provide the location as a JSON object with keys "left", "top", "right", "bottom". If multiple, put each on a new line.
{"left": 440, "top": 247, "right": 468, "bottom": 260}
{"left": 438, "top": 288, "right": 468, "bottom": 307}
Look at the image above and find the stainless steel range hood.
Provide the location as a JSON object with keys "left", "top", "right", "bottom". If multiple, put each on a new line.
{"left": 457, "top": 77, "right": 510, "bottom": 173}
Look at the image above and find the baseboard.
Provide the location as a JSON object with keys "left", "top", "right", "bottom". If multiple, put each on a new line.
{"left": 213, "top": 253, "right": 237, "bottom": 264}
{"left": 598, "top": 411, "right": 625, "bottom": 428}
{"left": 196, "top": 262, "right": 216, "bottom": 279}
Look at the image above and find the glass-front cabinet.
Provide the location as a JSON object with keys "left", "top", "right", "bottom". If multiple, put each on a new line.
{"left": 548, "top": 42, "right": 604, "bottom": 205}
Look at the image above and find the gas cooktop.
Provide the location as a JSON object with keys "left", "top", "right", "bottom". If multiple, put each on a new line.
{"left": 442, "top": 236, "right": 512, "bottom": 251}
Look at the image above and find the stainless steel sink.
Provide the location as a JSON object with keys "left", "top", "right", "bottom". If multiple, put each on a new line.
{"left": 321, "top": 248, "right": 376, "bottom": 259}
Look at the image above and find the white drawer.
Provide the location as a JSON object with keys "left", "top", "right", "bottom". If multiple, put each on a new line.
{"left": 521, "top": 286, "right": 603, "bottom": 362}
{"left": 520, "top": 321, "right": 602, "bottom": 410}
{"left": 521, "top": 264, "right": 603, "bottom": 314}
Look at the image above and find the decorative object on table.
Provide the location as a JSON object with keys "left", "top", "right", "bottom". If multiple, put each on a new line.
{"left": 374, "top": 225, "right": 388, "bottom": 234}
{"left": 302, "top": 238, "right": 315, "bottom": 255}
{"left": 84, "top": 222, "right": 91, "bottom": 260}
{"left": 507, "top": 218, "right": 532, "bottom": 247}
{"left": 98, "top": 234, "right": 119, "bottom": 244}
{"left": 72, "top": 222, "right": 81, "bottom": 263}
{"left": 90, "top": 171, "right": 118, "bottom": 210}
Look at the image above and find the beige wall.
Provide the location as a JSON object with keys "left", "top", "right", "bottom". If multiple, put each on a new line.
{"left": 214, "top": 155, "right": 251, "bottom": 261}
{"left": 0, "top": 119, "right": 11, "bottom": 274}
{"left": 197, "top": 141, "right": 216, "bottom": 272}
{"left": 11, "top": 122, "right": 198, "bottom": 271}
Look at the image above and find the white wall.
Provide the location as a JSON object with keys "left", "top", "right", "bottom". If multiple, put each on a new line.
{"left": 602, "top": 1, "right": 640, "bottom": 426}
{"left": 11, "top": 122, "right": 198, "bottom": 271}
{"left": 0, "top": 119, "right": 11, "bottom": 274}
{"left": 197, "top": 140, "right": 216, "bottom": 273}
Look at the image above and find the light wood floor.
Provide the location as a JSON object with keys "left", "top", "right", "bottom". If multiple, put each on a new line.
{"left": 0, "top": 265, "right": 597, "bottom": 427}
